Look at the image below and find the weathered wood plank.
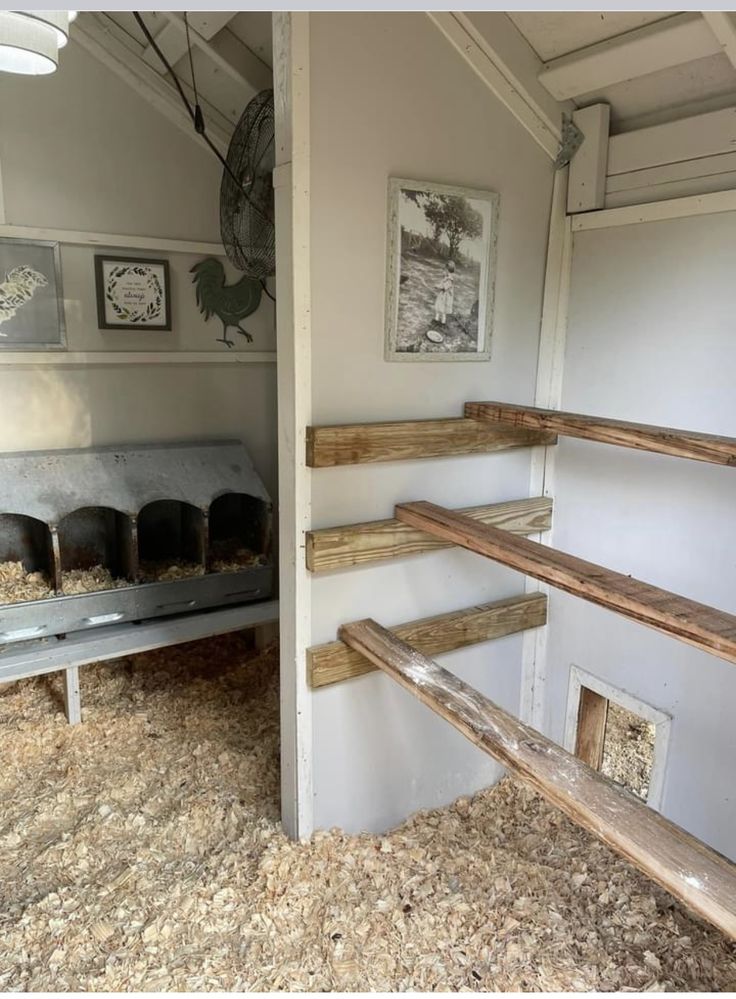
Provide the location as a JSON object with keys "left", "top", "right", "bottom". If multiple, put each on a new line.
{"left": 306, "top": 417, "right": 555, "bottom": 467}
{"left": 395, "top": 502, "right": 736, "bottom": 667}
{"left": 575, "top": 686, "right": 608, "bottom": 770}
{"left": 306, "top": 497, "right": 552, "bottom": 573}
{"left": 309, "top": 593, "right": 547, "bottom": 688}
{"left": 339, "top": 618, "right": 736, "bottom": 940}
{"left": 465, "top": 401, "right": 736, "bottom": 467}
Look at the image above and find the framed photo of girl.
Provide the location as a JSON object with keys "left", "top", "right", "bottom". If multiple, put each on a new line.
{"left": 384, "top": 177, "right": 499, "bottom": 362}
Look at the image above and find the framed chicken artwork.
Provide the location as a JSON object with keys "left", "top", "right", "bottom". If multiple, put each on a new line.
{"left": 0, "top": 238, "right": 66, "bottom": 350}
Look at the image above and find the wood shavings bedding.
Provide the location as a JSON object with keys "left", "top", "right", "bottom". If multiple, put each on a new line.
{"left": 602, "top": 701, "right": 656, "bottom": 800}
{"left": 209, "top": 539, "right": 268, "bottom": 574}
{"left": 0, "top": 636, "right": 733, "bottom": 992}
{"left": 139, "top": 559, "right": 205, "bottom": 583}
{"left": 0, "top": 560, "right": 53, "bottom": 604}
{"left": 61, "top": 566, "right": 130, "bottom": 595}
{"left": 211, "top": 550, "right": 268, "bottom": 574}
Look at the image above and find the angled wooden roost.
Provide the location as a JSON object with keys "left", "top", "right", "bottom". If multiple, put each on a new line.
{"left": 305, "top": 402, "right": 736, "bottom": 941}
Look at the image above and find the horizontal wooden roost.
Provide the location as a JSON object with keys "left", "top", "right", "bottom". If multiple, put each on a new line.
{"left": 465, "top": 400, "right": 736, "bottom": 467}
{"left": 338, "top": 617, "right": 736, "bottom": 941}
{"left": 395, "top": 501, "right": 736, "bottom": 667}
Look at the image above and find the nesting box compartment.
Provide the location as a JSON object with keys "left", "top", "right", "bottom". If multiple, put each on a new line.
{"left": 0, "top": 441, "right": 273, "bottom": 644}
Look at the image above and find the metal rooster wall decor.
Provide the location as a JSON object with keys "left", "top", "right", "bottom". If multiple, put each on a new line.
{"left": 190, "top": 258, "right": 262, "bottom": 347}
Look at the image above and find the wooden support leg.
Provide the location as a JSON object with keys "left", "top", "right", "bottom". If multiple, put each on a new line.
{"left": 255, "top": 621, "right": 279, "bottom": 650}
{"left": 62, "top": 665, "right": 81, "bottom": 725}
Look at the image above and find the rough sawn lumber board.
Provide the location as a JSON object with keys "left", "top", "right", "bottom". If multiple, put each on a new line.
{"left": 306, "top": 417, "right": 555, "bottom": 467}
{"left": 306, "top": 497, "right": 552, "bottom": 572}
{"left": 309, "top": 592, "right": 546, "bottom": 688}
{"left": 395, "top": 501, "right": 736, "bottom": 667}
{"left": 338, "top": 618, "right": 736, "bottom": 941}
{"left": 465, "top": 401, "right": 736, "bottom": 467}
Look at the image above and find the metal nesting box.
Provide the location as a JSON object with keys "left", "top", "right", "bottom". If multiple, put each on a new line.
{"left": 0, "top": 440, "right": 273, "bottom": 644}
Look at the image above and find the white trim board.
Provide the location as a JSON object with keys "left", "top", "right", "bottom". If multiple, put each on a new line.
{"left": 572, "top": 188, "right": 736, "bottom": 231}
{"left": 606, "top": 151, "right": 736, "bottom": 196}
{"left": 0, "top": 224, "right": 225, "bottom": 257}
{"left": 607, "top": 107, "right": 736, "bottom": 177}
{"left": 564, "top": 665, "right": 672, "bottom": 812}
{"left": 273, "top": 12, "right": 314, "bottom": 842}
{"left": 519, "top": 168, "right": 572, "bottom": 730}
{"left": 0, "top": 351, "right": 276, "bottom": 367}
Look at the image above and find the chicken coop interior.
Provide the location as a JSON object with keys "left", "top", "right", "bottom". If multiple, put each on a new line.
{"left": 1, "top": 6, "right": 736, "bottom": 993}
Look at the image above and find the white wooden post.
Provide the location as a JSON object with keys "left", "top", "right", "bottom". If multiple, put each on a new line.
{"left": 567, "top": 104, "right": 610, "bottom": 213}
{"left": 63, "top": 665, "right": 81, "bottom": 725}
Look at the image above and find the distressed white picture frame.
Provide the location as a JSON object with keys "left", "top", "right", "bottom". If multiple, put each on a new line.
{"left": 384, "top": 177, "right": 499, "bottom": 362}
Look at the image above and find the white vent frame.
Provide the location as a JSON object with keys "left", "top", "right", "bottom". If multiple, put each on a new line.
{"left": 564, "top": 664, "right": 672, "bottom": 811}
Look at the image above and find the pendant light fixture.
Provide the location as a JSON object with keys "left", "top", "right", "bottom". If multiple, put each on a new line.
{"left": 0, "top": 10, "right": 77, "bottom": 75}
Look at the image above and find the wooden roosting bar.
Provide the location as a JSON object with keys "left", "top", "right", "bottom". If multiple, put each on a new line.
{"left": 338, "top": 619, "right": 736, "bottom": 940}
{"left": 465, "top": 400, "right": 736, "bottom": 467}
{"left": 305, "top": 400, "right": 736, "bottom": 940}
{"left": 396, "top": 501, "right": 736, "bottom": 666}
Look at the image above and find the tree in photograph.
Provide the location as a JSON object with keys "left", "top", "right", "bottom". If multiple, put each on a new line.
{"left": 436, "top": 196, "right": 483, "bottom": 257}
{"left": 403, "top": 191, "right": 483, "bottom": 258}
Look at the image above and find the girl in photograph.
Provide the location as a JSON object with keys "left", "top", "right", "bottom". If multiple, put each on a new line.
{"left": 434, "top": 259, "right": 455, "bottom": 326}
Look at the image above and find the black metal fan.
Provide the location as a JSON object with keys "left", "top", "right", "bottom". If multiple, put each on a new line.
{"left": 220, "top": 89, "right": 275, "bottom": 279}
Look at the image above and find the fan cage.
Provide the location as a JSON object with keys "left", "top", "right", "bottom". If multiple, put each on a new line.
{"left": 220, "top": 89, "right": 276, "bottom": 280}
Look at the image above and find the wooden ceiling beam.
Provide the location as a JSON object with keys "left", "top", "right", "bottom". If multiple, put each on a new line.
{"left": 159, "top": 13, "right": 268, "bottom": 102}
{"left": 538, "top": 13, "right": 722, "bottom": 101}
{"left": 142, "top": 12, "right": 239, "bottom": 72}
{"left": 72, "top": 14, "right": 231, "bottom": 156}
{"left": 338, "top": 617, "right": 736, "bottom": 940}
{"left": 703, "top": 12, "right": 736, "bottom": 72}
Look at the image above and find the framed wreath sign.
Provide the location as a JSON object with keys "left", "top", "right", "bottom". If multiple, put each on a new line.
{"left": 94, "top": 255, "right": 171, "bottom": 330}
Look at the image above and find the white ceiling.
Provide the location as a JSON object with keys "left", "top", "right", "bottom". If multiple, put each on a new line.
{"left": 508, "top": 11, "right": 675, "bottom": 62}
{"left": 509, "top": 11, "right": 736, "bottom": 132}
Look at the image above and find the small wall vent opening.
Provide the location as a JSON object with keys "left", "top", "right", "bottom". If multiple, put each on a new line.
{"left": 138, "top": 500, "right": 205, "bottom": 583}
{"left": 58, "top": 507, "right": 135, "bottom": 595}
{"left": 0, "top": 513, "right": 55, "bottom": 604}
{"left": 208, "top": 492, "right": 270, "bottom": 572}
{"left": 566, "top": 666, "right": 671, "bottom": 809}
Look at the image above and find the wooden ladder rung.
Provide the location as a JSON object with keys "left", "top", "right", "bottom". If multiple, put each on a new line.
{"left": 395, "top": 501, "right": 736, "bottom": 667}
{"left": 338, "top": 617, "right": 736, "bottom": 941}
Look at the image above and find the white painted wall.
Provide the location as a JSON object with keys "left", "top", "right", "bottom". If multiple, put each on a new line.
{"left": 307, "top": 12, "right": 554, "bottom": 833}
{"left": 545, "top": 210, "right": 736, "bottom": 860}
{"left": 0, "top": 40, "right": 277, "bottom": 500}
